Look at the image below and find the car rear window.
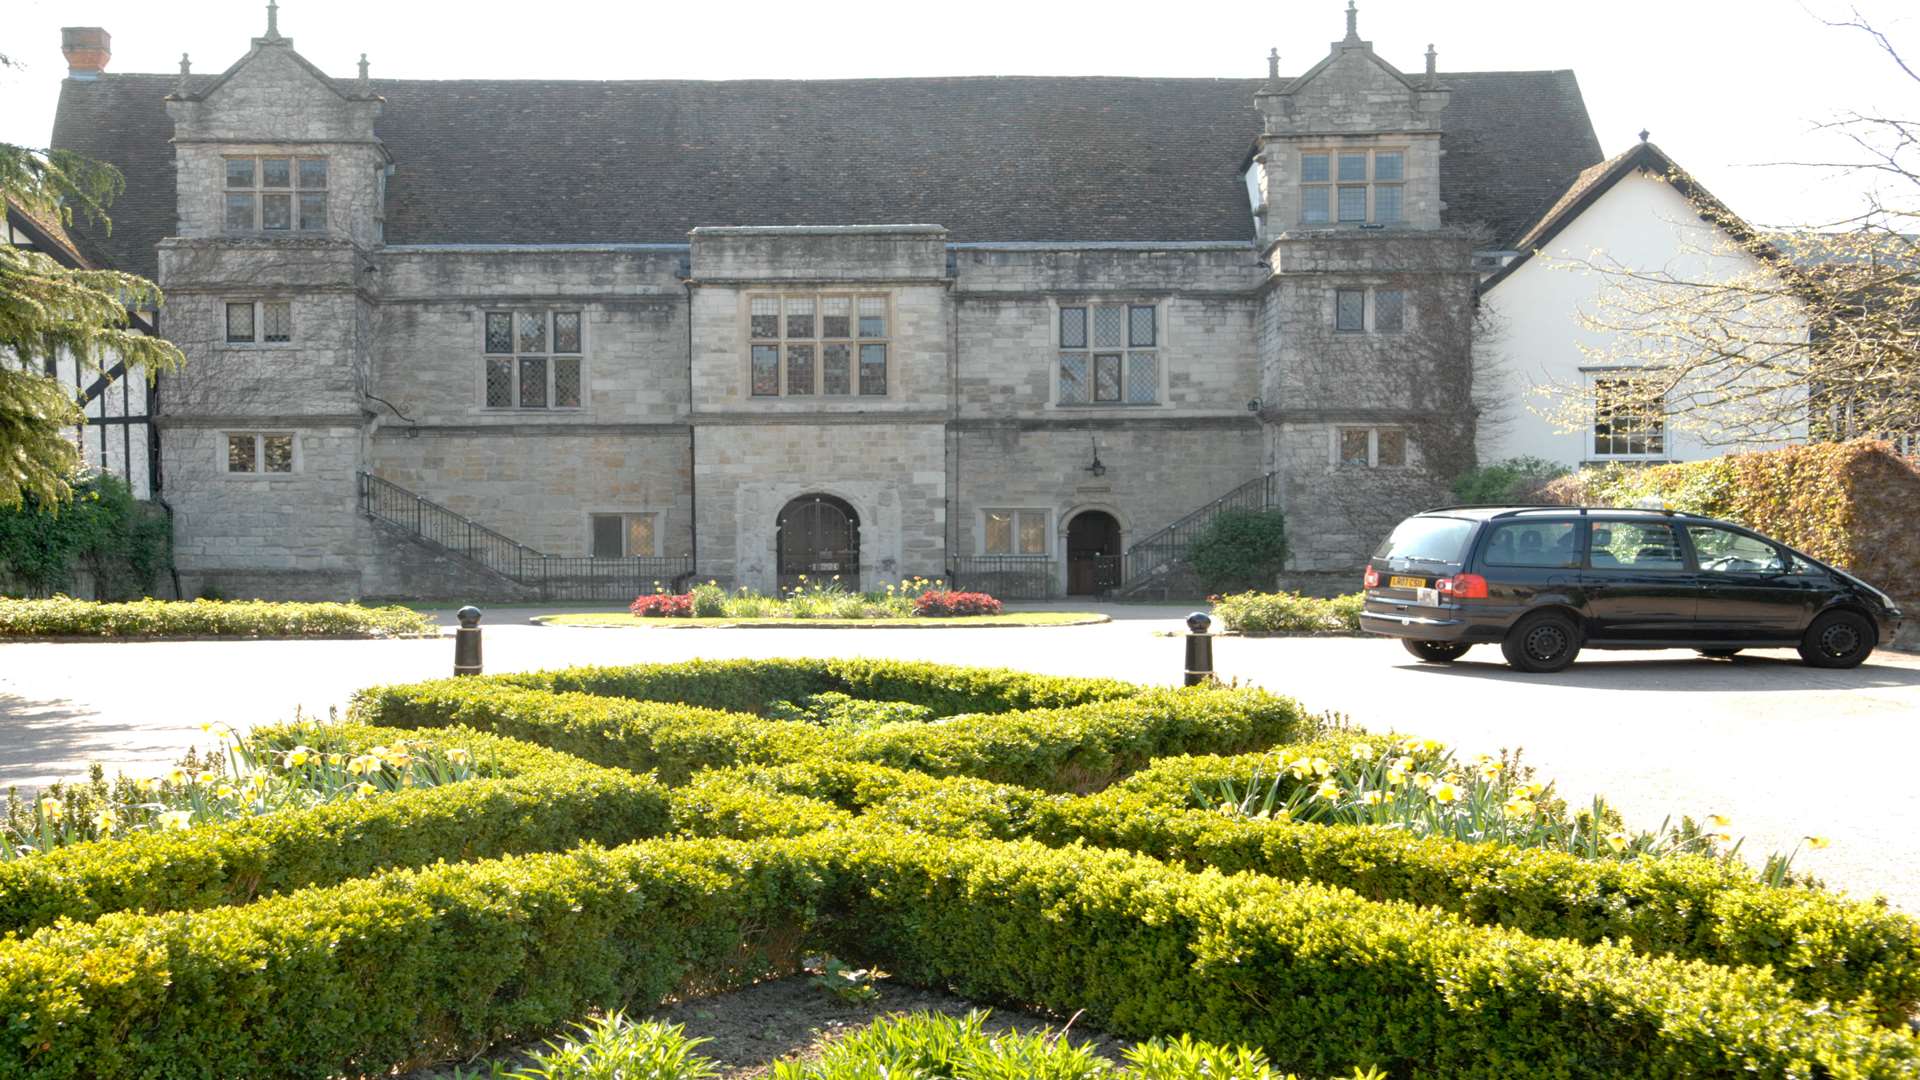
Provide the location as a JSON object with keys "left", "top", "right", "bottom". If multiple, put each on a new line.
{"left": 1482, "top": 521, "right": 1581, "bottom": 568}
{"left": 1373, "top": 516, "right": 1475, "bottom": 566}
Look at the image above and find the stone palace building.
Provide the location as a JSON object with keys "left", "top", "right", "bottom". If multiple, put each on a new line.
{"left": 45, "top": 4, "right": 1603, "bottom": 600}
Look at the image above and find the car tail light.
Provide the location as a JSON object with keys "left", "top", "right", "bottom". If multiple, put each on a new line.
{"left": 1437, "top": 573, "right": 1488, "bottom": 600}
{"left": 1363, "top": 565, "right": 1380, "bottom": 589}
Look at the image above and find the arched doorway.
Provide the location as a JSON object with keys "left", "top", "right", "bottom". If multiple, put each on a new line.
{"left": 777, "top": 494, "right": 860, "bottom": 593}
{"left": 1065, "top": 510, "right": 1121, "bottom": 596}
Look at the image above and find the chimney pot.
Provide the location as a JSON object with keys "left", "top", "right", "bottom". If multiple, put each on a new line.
{"left": 61, "top": 27, "right": 111, "bottom": 79}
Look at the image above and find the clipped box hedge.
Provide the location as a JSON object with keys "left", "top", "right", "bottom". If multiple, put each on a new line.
{"left": 0, "top": 722, "right": 668, "bottom": 935}
{"left": 6, "top": 828, "right": 1917, "bottom": 1080}
{"left": 0, "top": 597, "right": 438, "bottom": 639}
{"left": 691, "top": 755, "right": 1920, "bottom": 1023}
{"left": 353, "top": 668, "right": 1308, "bottom": 792}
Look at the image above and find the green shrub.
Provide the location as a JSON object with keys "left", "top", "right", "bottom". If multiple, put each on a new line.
{"left": 0, "top": 473, "right": 170, "bottom": 599}
{"left": 689, "top": 580, "right": 728, "bottom": 618}
{"left": 1210, "top": 591, "right": 1362, "bottom": 634}
{"left": 7, "top": 829, "right": 1917, "bottom": 1079}
{"left": 498, "top": 1014, "right": 719, "bottom": 1080}
{"left": 355, "top": 675, "right": 1309, "bottom": 793}
{"left": 0, "top": 597, "right": 437, "bottom": 639}
{"left": 1186, "top": 509, "right": 1288, "bottom": 594}
{"left": 1448, "top": 456, "right": 1569, "bottom": 505}
{"left": 0, "top": 722, "right": 670, "bottom": 934}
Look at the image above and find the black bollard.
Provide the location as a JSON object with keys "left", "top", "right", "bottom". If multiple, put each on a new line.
{"left": 453, "top": 605, "right": 483, "bottom": 676}
{"left": 1183, "top": 611, "right": 1214, "bottom": 687}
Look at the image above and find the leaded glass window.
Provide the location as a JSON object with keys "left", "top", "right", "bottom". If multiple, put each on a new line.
{"left": 1339, "top": 428, "right": 1372, "bottom": 466}
{"left": 226, "top": 302, "right": 255, "bottom": 344}
{"left": 1335, "top": 289, "right": 1366, "bottom": 332}
{"left": 1094, "top": 353, "right": 1122, "bottom": 403}
{"left": 746, "top": 294, "right": 888, "bottom": 396}
{"left": 859, "top": 344, "right": 887, "bottom": 396}
{"left": 483, "top": 310, "right": 586, "bottom": 409}
{"left": 1058, "top": 303, "right": 1160, "bottom": 405}
{"left": 1334, "top": 427, "right": 1408, "bottom": 469}
{"left": 223, "top": 155, "right": 326, "bottom": 232}
{"left": 1376, "top": 428, "right": 1406, "bottom": 467}
{"left": 823, "top": 344, "right": 851, "bottom": 395}
{"left": 226, "top": 433, "right": 294, "bottom": 474}
{"left": 262, "top": 301, "right": 292, "bottom": 343}
{"left": 1375, "top": 289, "right": 1405, "bottom": 333}
{"left": 1299, "top": 148, "right": 1406, "bottom": 226}
{"left": 983, "top": 509, "right": 1049, "bottom": 556}
{"left": 590, "top": 513, "right": 657, "bottom": 557}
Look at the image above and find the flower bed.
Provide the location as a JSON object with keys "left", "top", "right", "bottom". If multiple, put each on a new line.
{"left": 628, "top": 578, "right": 1003, "bottom": 620}
{"left": 0, "top": 596, "right": 438, "bottom": 639}
{"left": 1209, "top": 591, "right": 1363, "bottom": 634}
{"left": 5, "top": 659, "right": 1918, "bottom": 1078}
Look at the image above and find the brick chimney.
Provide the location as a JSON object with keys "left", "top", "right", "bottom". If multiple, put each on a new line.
{"left": 62, "top": 27, "right": 111, "bottom": 79}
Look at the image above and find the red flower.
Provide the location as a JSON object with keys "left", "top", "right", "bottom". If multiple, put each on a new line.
{"left": 629, "top": 593, "right": 694, "bottom": 617}
{"left": 912, "top": 589, "right": 1002, "bottom": 617}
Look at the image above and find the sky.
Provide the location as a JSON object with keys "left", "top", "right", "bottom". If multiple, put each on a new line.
{"left": 3, "top": 0, "right": 1915, "bottom": 232}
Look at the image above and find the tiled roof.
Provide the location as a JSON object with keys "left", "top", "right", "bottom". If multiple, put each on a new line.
{"left": 5, "top": 197, "right": 93, "bottom": 267}
{"left": 51, "top": 70, "right": 1602, "bottom": 281}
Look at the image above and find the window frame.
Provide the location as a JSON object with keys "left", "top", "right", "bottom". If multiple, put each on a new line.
{"left": 1055, "top": 300, "right": 1163, "bottom": 407}
{"left": 980, "top": 508, "right": 1052, "bottom": 557}
{"left": 222, "top": 299, "right": 295, "bottom": 347}
{"left": 1299, "top": 148, "right": 1406, "bottom": 227}
{"left": 221, "top": 431, "right": 298, "bottom": 477}
{"left": 1584, "top": 518, "right": 1688, "bottom": 573}
{"left": 745, "top": 292, "right": 891, "bottom": 399}
{"left": 1330, "top": 426, "right": 1410, "bottom": 469}
{"left": 222, "top": 154, "right": 328, "bottom": 234}
{"left": 1587, "top": 372, "right": 1669, "bottom": 461}
{"left": 480, "top": 309, "right": 587, "bottom": 412}
{"left": 587, "top": 511, "right": 660, "bottom": 558}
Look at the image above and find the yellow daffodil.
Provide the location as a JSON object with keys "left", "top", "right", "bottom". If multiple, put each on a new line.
{"left": 215, "top": 784, "right": 236, "bottom": 799}
{"left": 1349, "top": 743, "right": 1375, "bottom": 762}
{"left": 1605, "top": 832, "right": 1629, "bottom": 852}
{"left": 1420, "top": 738, "right": 1446, "bottom": 754}
{"left": 1708, "top": 813, "right": 1731, "bottom": 829}
{"left": 445, "top": 748, "right": 471, "bottom": 766}
{"left": 1314, "top": 779, "right": 1342, "bottom": 802}
{"left": 1361, "top": 790, "right": 1384, "bottom": 806}
{"left": 1217, "top": 801, "right": 1239, "bottom": 816}
{"left": 1502, "top": 797, "right": 1534, "bottom": 819}
{"left": 1431, "top": 782, "right": 1461, "bottom": 804}
{"left": 93, "top": 809, "right": 116, "bottom": 834}
{"left": 355, "top": 782, "right": 377, "bottom": 797}
{"left": 1806, "top": 835, "right": 1831, "bottom": 850}
{"left": 347, "top": 754, "right": 380, "bottom": 776}
{"left": 1514, "top": 782, "right": 1543, "bottom": 800}
{"left": 158, "top": 810, "right": 193, "bottom": 831}
{"left": 136, "top": 778, "right": 158, "bottom": 794}
{"left": 284, "top": 747, "right": 312, "bottom": 768}
{"left": 1310, "top": 757, "right": 1334, "bottom": 778}
{"left": 38, "top": 796, "right": 61, "bottom": 819}
{"left": 1478, "top": 761, "right": 1504, "bottom": 781}
{"left": 1389, "top": 756, "right": 1415, "bottom": 774}
{"left": 326, "top": 753, "right": 345, "bottom": 768}
{"left": 1413, "top": 772, "right": 1437, "bottom": 792}
{"left": 167, "top": 768, "right": 189, "bottom": 786}
{"left": 1713, "top": 832, "right": 1734, "bottom": 845}
{"left": 1385, "top": 768, "right": 1407, "bottom": 788}
{"left": 1287, "top": 757, "right": 1312, "bottom": 780}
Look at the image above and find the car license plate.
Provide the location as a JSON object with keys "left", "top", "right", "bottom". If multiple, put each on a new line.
{"left": 1389, "top": 575, "right": 1425, "bottom": 589}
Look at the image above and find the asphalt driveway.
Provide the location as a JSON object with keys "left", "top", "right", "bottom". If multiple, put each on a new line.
{"left": 4, "top": 604, "right": 1916, "bottom": 910}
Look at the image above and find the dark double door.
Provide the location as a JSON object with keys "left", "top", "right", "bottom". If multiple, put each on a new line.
{"left": 777, "top": 494, "right": 859, "bottom": 593}
{"left": 1067, "top": 510, "right": 1122, "bottom": 596}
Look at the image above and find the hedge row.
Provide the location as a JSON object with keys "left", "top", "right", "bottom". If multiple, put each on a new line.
{"left": 5, "top": 828, "right": 1916, "bottom": 1079}
{"left": 691, "top": 755, "right": 1920, "bottom": 1023}
{"left": 0, "top": 597, "right": 438, "bottom": 639}
{"left": 0, "top": 722, "right": 668, "bottom": 935}
{"left": 493, "top": 657, "right": 1146, "bottom": 717}
{"left": 351, "top": 675, "right": 1308, "bottom": 792}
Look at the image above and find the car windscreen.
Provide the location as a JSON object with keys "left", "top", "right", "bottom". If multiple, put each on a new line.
{"left": 1372, "top": 516, "right": 1475, "bottom": 568}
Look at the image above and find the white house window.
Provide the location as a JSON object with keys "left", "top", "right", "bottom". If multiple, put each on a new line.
{"left": 484, "top": 310, "right": 583, "bottom": 410}
{"left": 226, "top": 433, "right": 294, "bottom": 474}
{"left": 1333, "top": 427, "right": 1407, "bottom": 468}
{"left": 983, "top": 509, "right": 1049, "bottom": 555}
{"left": 749, "top": 293, "right": 889, "bottom": 397}
{"left": 1301, "top": 149, "right": 1403, "bottom": 226}
{"left": 590, "top": 513, "right": 657, "bottom": 557}
{"left": 1591, "top": 377, "right": 1667, "bottom": 458}
{"left": 225, "top": 300, "right": 292, "bottom": 344}
{"left": 224, "top": 156, "right": 326, "bottom": 232}
{"left": 1058, "top": 303, "right": 1158, "bottom": 405}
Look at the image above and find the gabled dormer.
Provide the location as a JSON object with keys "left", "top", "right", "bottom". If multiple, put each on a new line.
{"left": 1247, "top": 2, "right": 1450, "bottom": 241}
{"left": 164, "top": 2, "right": 387, "bottom": 247}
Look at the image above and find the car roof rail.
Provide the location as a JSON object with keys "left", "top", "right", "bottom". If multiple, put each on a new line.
{"left": 1419, "top": 502, "right": 1567, "bottom": 513}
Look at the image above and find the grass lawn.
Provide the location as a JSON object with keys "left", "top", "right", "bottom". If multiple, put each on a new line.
{"left": 533, "top": 611, "right": 1109, "bottom": 629}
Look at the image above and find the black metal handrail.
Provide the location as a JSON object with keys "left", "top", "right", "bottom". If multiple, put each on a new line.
{"left": 359, "top": 471, "right": 693, "bottom": 598}
{"left": 1121, "top": 472, "right": 1278, "bottom": 585}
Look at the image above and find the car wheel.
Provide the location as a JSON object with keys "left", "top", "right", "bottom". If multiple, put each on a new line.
{"left": 1696, "top": 648, "right": 1742, "bottom": 659}
{"left": 1501, "top": 612, "right": 1581, "bottom": 673}
{"left": 1402, "top": 639, "right": 1471, "bottom": 663}
{"left": 1798, "top": 611, "right": 1875, "bottom": 669}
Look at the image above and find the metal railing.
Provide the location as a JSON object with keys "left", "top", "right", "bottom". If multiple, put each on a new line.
{"left": 359, "top": 472, "right": 693, "bottom": 600}
{"left": 951, "top": 555, "right": 1058, "bottom": 600}
{"left": 1121, "top": 472, "right": 1279, "bottom": 587}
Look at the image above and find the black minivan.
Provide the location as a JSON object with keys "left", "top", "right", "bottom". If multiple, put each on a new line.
{"left": 1359, "top": 506, "right": 1904, "bottom": 672}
